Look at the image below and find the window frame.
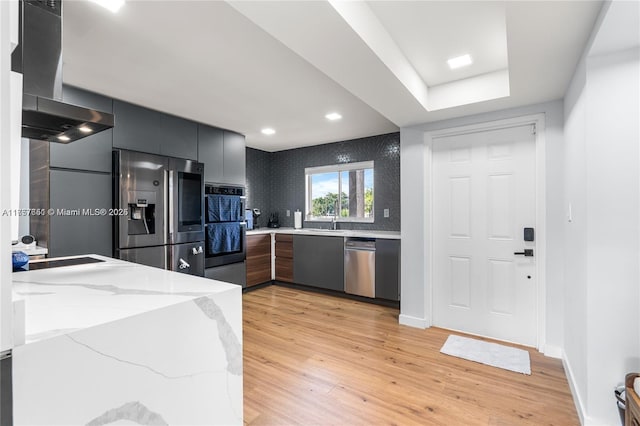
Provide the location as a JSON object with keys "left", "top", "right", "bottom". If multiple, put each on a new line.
{"left": 305, "top": 160, "right": 374, "bottom": 223}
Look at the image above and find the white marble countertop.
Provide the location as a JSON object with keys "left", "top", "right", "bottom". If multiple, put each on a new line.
{"left": 247, "top": 227, "right": 400, "bottom": 239}
{"left": 11, "top": 254, "right": 239, "bottom": 345}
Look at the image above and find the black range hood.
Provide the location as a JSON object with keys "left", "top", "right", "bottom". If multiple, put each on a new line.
{"left": 12, "top": 0, "right": 114, "bottom": 143}
{"left": 21, "top": 93, "right": 114, "bottom": 143}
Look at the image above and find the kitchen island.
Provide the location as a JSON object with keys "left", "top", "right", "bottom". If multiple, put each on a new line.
{"left": 11, "top": 255, "right": 242, "bottom": 425}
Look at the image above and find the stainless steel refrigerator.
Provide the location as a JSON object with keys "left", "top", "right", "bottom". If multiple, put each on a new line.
{"left": 113, "top": 150, "right": 205, "bottom": 276}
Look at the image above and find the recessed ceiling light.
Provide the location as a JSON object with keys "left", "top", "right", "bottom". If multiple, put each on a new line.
{"left": 57, "top": 135, "right": 71, "bottom": 142}
{"left": 89, "top": 0, "right": 125, "bottom": 13}
{"left": 447, "top": 54, "right": 473, "bottom": 70}
{"left": 325, "top": 112, "right": 342, "bottom": 121}
{"left": 78, "top": 126, "right": 93, "bottom": 133}
{"left": 261, "top": 128, "right": 276, "bottom": 135}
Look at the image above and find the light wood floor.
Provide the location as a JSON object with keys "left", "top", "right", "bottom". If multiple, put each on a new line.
{"left": 243, "top": 285, "right": 578, "bottom": 425}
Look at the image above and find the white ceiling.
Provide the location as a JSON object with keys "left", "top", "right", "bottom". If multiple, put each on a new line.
{"left": 62, "top": 0, "right": 603, "bottom": 152}
{"left": 366, "top": 1, "right": 508, "bottom": 86}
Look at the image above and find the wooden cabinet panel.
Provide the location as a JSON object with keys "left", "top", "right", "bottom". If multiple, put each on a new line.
{"left": 246, "top": 255, "right": 271, "bottom": 286}
{"left": 626, "top": 373, "right": 640, "bottom": 426}
{"left": 275, "top": 257, "right": 293, "bottom": 282}
{"left": 275, "top": 233, "right": 293, "bottom": 283}
{"left": 275, "top": 243, "right": 293, "bottom": 259}
{"left": 246, "top": 234, "right": 271, "bottom": 287}
{"left": 247, "top": 234, "right": 270, "bottom": 252}
{"left": 275, "top": 234, "right": 293, "bottom": 243}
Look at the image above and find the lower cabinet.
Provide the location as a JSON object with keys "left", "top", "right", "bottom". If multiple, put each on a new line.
{"left": 293, "top": 235, "right": 344, "bottom": 292}
{"left": 375, "top": 239, "right": 400, "bottom": 301}
{"left": 49, "top": 170, "right": 112, "bottom": 258}
{"left": 275, "top": 234, "right": 293, "bottom": 282}
{"left": 205, "top": 262, "right": 246, "bottom": 287}
{"left": 246, "top": 234, "right": 271, "bottom": 287}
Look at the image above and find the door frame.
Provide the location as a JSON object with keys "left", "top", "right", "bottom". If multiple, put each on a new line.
{"left": 423, "top": 113, "right": 546, "bottom": 351}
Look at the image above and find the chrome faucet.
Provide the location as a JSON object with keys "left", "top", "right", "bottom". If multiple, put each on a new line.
{"left": 331, "top": 200, "right": 339, "bottom": 230}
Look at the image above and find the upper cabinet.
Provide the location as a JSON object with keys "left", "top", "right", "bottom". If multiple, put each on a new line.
{"left": 222, "top": 130, "right": 246, "bottom": 186}
{"left": 198, "top": 125, "right": 246, "bottom": 186}
{"left": 198, "top": 125, "right": 224, "bottom": 183}
{"left": 113, "top": 100, "right": 198, "bottom": 160}
{"left": 50, "top": 86, "right": 113, "bottom": 173}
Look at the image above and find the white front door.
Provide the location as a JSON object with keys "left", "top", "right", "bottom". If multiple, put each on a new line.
{"left": 432, "top": 124, "right": 537, "bottom": 346}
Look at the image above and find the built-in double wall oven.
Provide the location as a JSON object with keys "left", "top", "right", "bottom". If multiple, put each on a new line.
{"left": 204, "top": 185, "right": 247, "bottom": 286}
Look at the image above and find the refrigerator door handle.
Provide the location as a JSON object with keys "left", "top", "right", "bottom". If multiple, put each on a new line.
{"left": 167, "top": 169, "right": 174, "bottom": 239}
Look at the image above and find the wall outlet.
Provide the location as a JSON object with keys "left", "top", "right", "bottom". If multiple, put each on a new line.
{"left": 286, "top": 210, "right": 290, "bottom": 217}
{"left": 383, "top": 208, "right": 389, "bottom": 218}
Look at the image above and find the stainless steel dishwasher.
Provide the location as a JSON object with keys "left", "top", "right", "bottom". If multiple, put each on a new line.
{"left": 344, "top": 238, "right": 376, "bottom": 298}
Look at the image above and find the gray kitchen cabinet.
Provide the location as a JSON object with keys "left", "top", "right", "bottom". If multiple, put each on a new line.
{"left": 49, "top": 86, "right": 113, "bottom": 172}
{"left": 198, "top": 125, "right": 224, "bottom": 183}
{"left": 197, "top": 126, "right": 246, "bottom": 185}
{"left": 293, "top": 235, "right": 344, "bottom": 291}
{"left": 159, "top": 114, "right": 198, "bottom": 160}
{"left": 222, "top": 131, "right": 246, "bottom": 185}
{"left": 113, "top": 100, "right": 197, "bottom": 160}
{"left": 375, "top": 239, "right": 400, "bottom": 301}
{"left": 48, "top": 169, "right": 112, "bottom": 257}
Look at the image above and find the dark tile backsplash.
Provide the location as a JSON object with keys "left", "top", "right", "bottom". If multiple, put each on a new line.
{"left": 245, "top": 132, "right": 400, "bottom": 231}
{"left": 245, "top": 147, "right": 272, "bottom": 228}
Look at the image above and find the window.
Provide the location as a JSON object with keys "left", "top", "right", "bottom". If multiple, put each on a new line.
{"left": 305, "top": 161, "right": 374, "bottom": 222}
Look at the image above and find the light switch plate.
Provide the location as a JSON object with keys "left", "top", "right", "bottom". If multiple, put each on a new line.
{"left": 383, "top": 208, "right": 389, "bottom": 218}
{"left": 286, "top": 210, "right": 290, "bottom": 217}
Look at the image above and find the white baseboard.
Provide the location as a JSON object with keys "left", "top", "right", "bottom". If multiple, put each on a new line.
{"left": 563, "top": 352, "right": 588, "bottom": 426}
{"left": 398, "top": 314, "right": 428, "bottom": 329}
{"left": 543, "top": 344, "right": 563, "bottom": 359}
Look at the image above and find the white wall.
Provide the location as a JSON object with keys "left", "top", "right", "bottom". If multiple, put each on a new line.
{"left": 0, "top": 0, "right": 19, "bottom": 354}
{"left": 562, "top": 0, "right": 640, "bottom": 424}
{"left": 402, "top": 3, "right": 639, "bottom": 423}
{"left": 563, "top": 49, "right": 589, "bottom": 421}
{"left": 586, "top": 47, "right": 639, "bottom": 424}
{"left": 400, "top": 99, "right": 566, "bottom": 354}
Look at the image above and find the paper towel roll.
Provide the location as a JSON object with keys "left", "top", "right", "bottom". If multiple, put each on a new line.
{"left": 294, "top": 210, "right": 302, "bottom": 229}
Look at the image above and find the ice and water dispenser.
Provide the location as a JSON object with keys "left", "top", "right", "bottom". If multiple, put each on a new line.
{"left": 127, "top": 192, "right": 157, "bottom": 236}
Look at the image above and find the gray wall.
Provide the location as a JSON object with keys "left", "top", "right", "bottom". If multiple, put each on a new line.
{"left": 247, "top": 132, "right": 400, "bottom": 231}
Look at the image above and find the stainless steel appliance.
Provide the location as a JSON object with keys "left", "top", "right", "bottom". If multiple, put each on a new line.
{"left": 204, "top": 185, "right": 246, "bottom": 286}
{"left": 113, "top": 150, "right": 205, "bottom": 276}
{"left": 12, "top": 0, "right": 114, "bottom": 143}
{"left": 344, "top": 238, "right": 376, "bottom": 298}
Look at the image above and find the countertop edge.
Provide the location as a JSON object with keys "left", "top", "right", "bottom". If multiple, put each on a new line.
{"left": 246, "top": 227, "right": 400, "bottom": 239}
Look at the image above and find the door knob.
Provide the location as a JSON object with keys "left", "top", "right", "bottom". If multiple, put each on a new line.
{"left": 514, "top": 249, "right": 534, "bottom": 257}
{"left": 179, "top": 258, "right": 190, "bottom": 269}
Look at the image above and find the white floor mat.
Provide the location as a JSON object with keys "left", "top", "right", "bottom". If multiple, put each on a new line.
{"left": 440, "top": 334, "right": 531, "bottom": 375}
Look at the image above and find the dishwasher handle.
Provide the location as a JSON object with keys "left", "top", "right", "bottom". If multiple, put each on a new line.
{"left": 345, "top": 240, "right": 376, "bottom": 251}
